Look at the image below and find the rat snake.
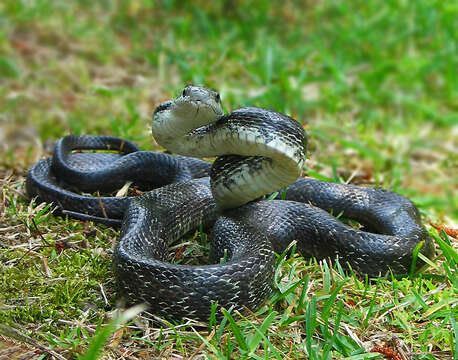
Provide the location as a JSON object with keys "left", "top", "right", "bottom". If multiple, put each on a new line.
{"left": 26, "top": 86, "right": 434, "bottom": 321}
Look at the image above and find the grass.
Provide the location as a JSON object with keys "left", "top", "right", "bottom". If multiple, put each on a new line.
{"left": 0, "top": 0, "right": 457, "bottom": 359}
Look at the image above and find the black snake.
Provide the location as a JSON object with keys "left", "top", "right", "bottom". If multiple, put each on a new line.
{"left": 26, "top": 86, "right": 434, "bottom": 321}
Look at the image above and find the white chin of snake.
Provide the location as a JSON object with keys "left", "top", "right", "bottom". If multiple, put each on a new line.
{"left": 152, "top": 100, "right": 222, "bottom": 154}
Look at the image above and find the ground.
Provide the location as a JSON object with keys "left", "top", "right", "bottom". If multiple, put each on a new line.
{"left": 0, "top": 1, "right": 457, "bottom": 359}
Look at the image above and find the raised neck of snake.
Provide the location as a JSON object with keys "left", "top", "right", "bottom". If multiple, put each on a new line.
{"left": 152, "top": 85, "right": 307, "bottom": 210}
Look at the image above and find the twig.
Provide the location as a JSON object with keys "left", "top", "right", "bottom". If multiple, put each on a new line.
{"left": 97, "top": 192, "right": 108, "bottom": 219}
{"left": 0, "top": 324, "right": 68, "bottom": 360}
{"left": 342, "top": 323, "right": 364, "bottom": 348}
{"left": 99, "top": 282, "right": 109, "bottom": 306}
{"left": 187, "top": 328, "right": 215, "bottom": 360}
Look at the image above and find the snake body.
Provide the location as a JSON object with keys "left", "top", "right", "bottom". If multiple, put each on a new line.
{"left": 26, "top": 86, "right": 434, "bottom": 321}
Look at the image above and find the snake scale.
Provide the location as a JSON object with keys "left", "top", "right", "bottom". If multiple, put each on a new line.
{"left": 26, "top": 86, "right": 434, "bottom": 321}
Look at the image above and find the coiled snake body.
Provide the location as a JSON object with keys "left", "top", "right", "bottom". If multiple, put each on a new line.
{"left": 27, "top": 86, "right": 434, "bottom": 321}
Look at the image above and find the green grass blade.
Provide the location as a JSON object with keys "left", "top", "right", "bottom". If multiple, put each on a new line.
{"left": 78, "top": 305, "right": 146, "bottom": 360}
{"left": 247, "top": 311, "right": 277, "bottom": 352}
{"left": 221, "top": 308, "right": 248, "bottom": 352}
{"left": 341, "top": 353, "right": 381, "bottom": 360}
{"left": 409, "top": 240, "right": 425, "bottom": 278}
{"left": 434, "top": 232, "right": 458, "bottom": 265}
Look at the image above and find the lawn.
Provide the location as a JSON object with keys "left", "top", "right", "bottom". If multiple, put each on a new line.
{"left": 0, "top": 1, "right": 457, "bottom": 359}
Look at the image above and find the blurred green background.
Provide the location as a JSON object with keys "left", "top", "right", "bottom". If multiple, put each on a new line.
{"left": 0, "top": 2, "right": 457, "bottom": 358}
{"left": 0, "top": 0, "right": 456, "bottom": 220}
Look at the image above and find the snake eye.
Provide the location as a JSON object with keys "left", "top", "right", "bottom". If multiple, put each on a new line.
{"left": 182, "top": 88, "right": 187, "bottom": 97}
{"left": 215, "top": 93, "right": 221, "bottom": 103}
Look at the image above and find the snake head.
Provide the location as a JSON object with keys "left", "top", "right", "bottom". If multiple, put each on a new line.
{"left": 153, "top": 86, "right": 223, "bottom": 127}
{"left": 152, "top": 86, "right": 224, "bottom": 151}
{"left": 174, "top": 85, "right": 223, "bottom": 119}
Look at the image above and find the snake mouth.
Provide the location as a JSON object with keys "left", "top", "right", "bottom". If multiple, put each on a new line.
{"left": 190, "top": 99, "right": 223, "bottom": 117}
{"left": 153, "top": 100, "right": 173, "bottom": 115}
{"left": 173, "top": 98, "right": 223, "bottom": 119}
